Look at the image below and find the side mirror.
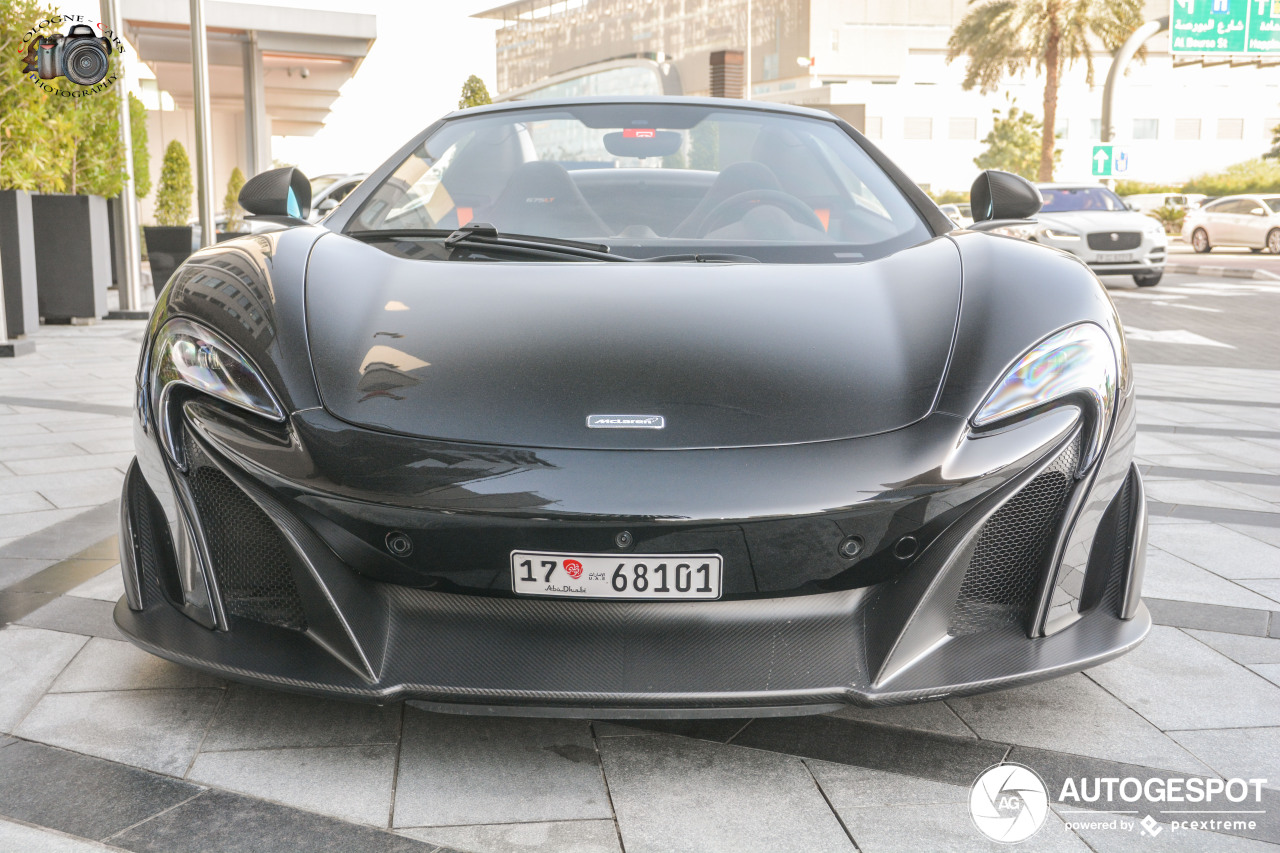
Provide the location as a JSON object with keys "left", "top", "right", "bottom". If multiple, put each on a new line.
{"left": 969, "top": 170, "right": 1042, "bottom": 224}
{"left": 317, "top": 198, "right": 340, "bottom": 214}
{"left": 1251, "top": 207, "right": 1267, "bottom": 216}
{"left": 239, "top": 166, "right": 311, "bottom": 220}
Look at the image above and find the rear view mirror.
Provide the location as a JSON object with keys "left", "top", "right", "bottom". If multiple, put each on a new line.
{"left": 602, "top": 130, "right": 683, "bottom": 159}
{"left": 239, "top": 166, "right": 311, "bottom": 220}
{"left": 970, "top": 170, "right": 1042, "bottom": 222}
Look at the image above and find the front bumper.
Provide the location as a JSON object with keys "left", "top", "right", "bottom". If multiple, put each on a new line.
{"left": 1037, "top": 234, "right": 1167, "bottom": 277}
{"left": 116, "top": 399, "right": 1149, "bottom": 716}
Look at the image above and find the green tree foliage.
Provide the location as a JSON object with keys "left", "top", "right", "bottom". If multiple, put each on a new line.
{"left": 155, "top": 140, "right": 192, "bottom": 226}
{"left": 0, "top": 0, "right": 70, "bottom": 191}
{"left": 1265, "top": 122, "right": 1280, "bottom": 161}
{"left": 974, "top": 104, "right": 1055, "bottom": 180}
{"left": 458, "top": 75, "right": 491, "bottom": 109}
{"left": 54, "top": 56, "right": 128, "bottom": 197}
{"left": 1150, "top": 205, "right": 1184, "bottom": 234}
{"left": 1, "top": 2, "right": 137, "bottom": 197}
{"left": 223, "top": 166, "right": 246, "bottom": 232}
{"left": 1113, "top": 179, "right": 1180, "bottom": 196}
{"left": 928, "top": 189, "right": 970, "bottom": 204}
{"left": 947, "top": 0, "right": 1145, "bottom": 182}
{"left": 130, "top": 92, "right": 151, "bottom": 197}
{"left": 1182, "top": 159, "right": 1280, "bottom": 195}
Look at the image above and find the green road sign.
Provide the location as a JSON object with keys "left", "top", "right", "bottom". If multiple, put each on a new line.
{"left": 1171, "top": 0, "right": 1280, "bottom": 56}
{"left": 1092, "top": 146, "right": 1132, "bottom": 177}
{"left": 1092, "top": 145, "right": 1113, "bottom": 177}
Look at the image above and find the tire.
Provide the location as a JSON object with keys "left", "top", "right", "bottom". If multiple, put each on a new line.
{"left": 1269, "top": 229, "right": 1280, "bottom": 254}
{"left": 1134, "top": 272, "right": 1162, "bottom": 287}
{"left": 1191, "top": 228, "right": 1211, "bottom": 253}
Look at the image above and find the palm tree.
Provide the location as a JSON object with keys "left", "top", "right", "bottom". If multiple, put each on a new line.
{"left": 947, "top": 0, "right": 1145, "bottom": 182}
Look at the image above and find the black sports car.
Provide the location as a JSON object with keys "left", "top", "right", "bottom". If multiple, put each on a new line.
{"left": 116, "top": 97, "right": 1148, "bottom": 717}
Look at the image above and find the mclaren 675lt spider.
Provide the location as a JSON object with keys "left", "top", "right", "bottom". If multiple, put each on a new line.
{"left": 116, "top": 97, "right": 1149, "bottom": 717}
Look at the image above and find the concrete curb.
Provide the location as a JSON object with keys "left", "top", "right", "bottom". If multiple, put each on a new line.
{"left": 1165, "top": 262, "right": 1280, "bottom": 281}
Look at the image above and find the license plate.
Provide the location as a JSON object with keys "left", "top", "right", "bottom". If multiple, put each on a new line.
{"left": 1095, "top": 252, "right": 1135, "bottom": 263}
{"left": 511, "top": 551, "right": 722, "bottom": 600}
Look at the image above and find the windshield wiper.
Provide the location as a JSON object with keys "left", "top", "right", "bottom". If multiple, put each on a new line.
{"left": 641, "top": 253, "right": 761, "bottom": 263}
{"left": 346, "top": 224, "right": 630, "bottom": 262}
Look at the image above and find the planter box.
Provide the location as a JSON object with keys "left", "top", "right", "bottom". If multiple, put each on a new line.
{"left": 143, "top": 226, "right": 194, "bottom": 298}
{"left": 0, "top": 190, "right": 41, "bottom": 339}
{"left": 31, "top": 194, "right": 111, "bottom": 323}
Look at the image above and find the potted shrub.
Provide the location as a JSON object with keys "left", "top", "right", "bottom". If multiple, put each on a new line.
{"left": 144, "top": 140, "right": 194, "bottom": 296}
{"left": 0, "top": 0, "right": 56, "bottom": 341}
{"left": 218, "top": 166, "right": 247, "bottom": 242}
{"left": 31, "top": 60, "right": 128, "bottom": 324}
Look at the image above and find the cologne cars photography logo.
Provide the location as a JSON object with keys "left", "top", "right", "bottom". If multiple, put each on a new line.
{"left": 20, "top": 15, "right": 123, "bottom": 95}
{"left": 970, "top": 763, "right": 1049, "bottom": 843}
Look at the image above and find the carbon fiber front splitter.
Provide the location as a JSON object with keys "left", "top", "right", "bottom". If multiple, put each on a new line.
{"left": 112, "top": 586, "right": 1149, "bottom": 718}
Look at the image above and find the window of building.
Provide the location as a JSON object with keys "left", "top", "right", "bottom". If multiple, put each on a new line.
{"left": 1089, "top": 119, "right": 1101, "bottom": 141}
{"left": 1174, "top": 118, "right": 1201, "bottom": 141}
{"left": 948, "top": 118, "right": 977, "bottom": 140}
{"left": 865, "top": 117, "right": 883, "bottom": 139}
{"left": 1055, "top": 119, "right": 1068, "bottom": 140}
{"left": 1217, "top": 118, "right": 1244, "bottom": 140}
{"left": 831, "top": 29, "right": 839, "bottom": 51}
{"left": 904, "top": 117, "right": 932, "bottom": 140}
{"left": 1133, "top": 119, "right": 1158, "bottom": 140}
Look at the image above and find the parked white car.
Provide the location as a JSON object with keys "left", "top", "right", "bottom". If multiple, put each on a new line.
{"left": 1034, "top": 183, "right": 1168, "bottom": 286}
{"left": 308, "top": 173, "right": 368, "bottom": 221}
{"left": 939, "top": 202, "right": 973, "bottom": 228}
{"left": 1123, "top": 192, "right": 1189, "bottom": 213}
{"left": 1181, "top": 195, "right": 1280, "bottom": 254}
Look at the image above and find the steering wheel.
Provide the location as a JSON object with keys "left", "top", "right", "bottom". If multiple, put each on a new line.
{"left": 696, "top": 189, "right": 826, "bottom": 237}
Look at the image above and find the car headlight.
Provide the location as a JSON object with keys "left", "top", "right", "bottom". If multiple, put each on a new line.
{"left": 973, "top": 323, "right": 1117, "bottom": 472}
{"left": 1039, "top": 227, "right": 1080, "bottom": 241}
{"left": 149, "top": 318, "right": 285, "bottom": 468}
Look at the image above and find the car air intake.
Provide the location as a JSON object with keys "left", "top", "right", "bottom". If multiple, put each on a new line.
{"left": 1086, "top": 232, "right": 1142, "bottom": 251}
{"left": 949, "top": 436, "right": 1080, "bottom": 636}
{"left": 127, "top": 464, "right": 182, "bottom": 606}
{"left": 183, "top": 432, "right": 307, "bottom": 631}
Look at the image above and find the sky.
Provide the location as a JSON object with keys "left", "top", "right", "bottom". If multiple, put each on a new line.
{"left": 56, "top": 0, "right": 501, "bottom": 175}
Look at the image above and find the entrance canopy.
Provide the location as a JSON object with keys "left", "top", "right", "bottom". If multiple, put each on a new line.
{"left": 121, "top": 0, "right": 376, "bottom": 174}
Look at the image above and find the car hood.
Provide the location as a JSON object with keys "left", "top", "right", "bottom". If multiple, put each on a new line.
{"left": 304, "top": 234, "right": 962, "bottom": 450}
{"left": 1037, "top": 210, "right": 1156, "bottom": 234}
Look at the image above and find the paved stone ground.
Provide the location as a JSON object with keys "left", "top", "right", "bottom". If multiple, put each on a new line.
{"left": 1, "top": 273, "right": 1279, "bottom": 852}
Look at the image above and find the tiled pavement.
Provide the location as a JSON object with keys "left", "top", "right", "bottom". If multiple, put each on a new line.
{"left": 2, "top": 275, "right": 1280, "bottom": 851}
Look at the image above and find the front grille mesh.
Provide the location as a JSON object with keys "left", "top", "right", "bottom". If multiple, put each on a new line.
{"left": 184, "top": 433, "right": 307, "bottom": 631}
{"left": 950, "top": 437, "right": 1080, "bottom": 636}
{"left": 1087, "top": 232, "right": 1142, "bottom": 251}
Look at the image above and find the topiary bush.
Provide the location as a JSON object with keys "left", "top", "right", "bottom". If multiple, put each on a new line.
{"left": 223, "top": 166, "right": 246, "bottom": 232}
{"left": 155, "top": 140, "right": 192, "bottom": 226}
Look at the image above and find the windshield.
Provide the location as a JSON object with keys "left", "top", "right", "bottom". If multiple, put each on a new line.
{"left": 347, "top": 103, "right": 931, "bottom": 263}
{"left": 1263, "top": 197, "right": 1280, "bottom": 213}
{"left": 1039, "top": 187, "right": 1128, "bottom": 213}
